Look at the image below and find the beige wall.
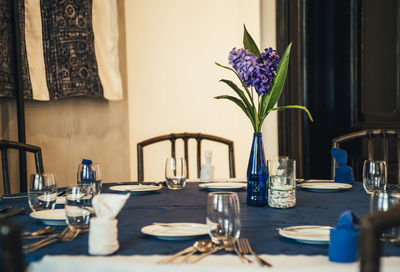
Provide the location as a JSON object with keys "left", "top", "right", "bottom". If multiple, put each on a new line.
{"left": 0, "top": 0, "right": 278, "bottom": 192}
{"left": 125, "top": 0, "right": 278, "bottom": 181}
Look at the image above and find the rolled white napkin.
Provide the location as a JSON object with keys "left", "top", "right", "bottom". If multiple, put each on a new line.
{"left": 89, "top": 193, "right": 129, "bottom": 255}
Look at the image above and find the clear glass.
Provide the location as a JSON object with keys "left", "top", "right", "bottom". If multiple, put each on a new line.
{"left": 363, "top": 160, "right": 387, "bottom": 194}
{"left": 370, "top": 189, "right": 400, "bottom": 242}
{"left": 77, "top": 163, "right": 102, "bottom": 194}
{"left": 28, "top": 173, "right": 57, "bottom": 212}
{"left": 165, "top": 157, "right": 187, "bottom": 190}
{"left": 65, "top": 186, "right": 94, "bottom": 230}
{"left": 268, "top": 159, "right": 296, "bottom": 208}
{"left": 207, "top": 192, "right": 241, "bottom": 244}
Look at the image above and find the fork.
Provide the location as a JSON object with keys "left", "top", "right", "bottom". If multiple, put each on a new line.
{"left": 236, "top": 238, "right": 272, "bottom": 267}
{"left": 224, "top": 238, "right": 252, "bottom": 263}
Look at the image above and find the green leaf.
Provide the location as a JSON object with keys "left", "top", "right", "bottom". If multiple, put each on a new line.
{"left": 215, "top": 95, "right": 257, "bottom": 130}
{"left": 243, "top": 25, "right": 261, "bottom": 57}
{"left": 260, "top": 43, "right": 292, "bottom": 118}
{"left": 215, "top": 62, "right": 255, "bottom": 104}
{"left": 219, "top": 79, "right": 256, "bottom": 119}
{"left": 268, "top": 105, "right": 314, "bottom": 122}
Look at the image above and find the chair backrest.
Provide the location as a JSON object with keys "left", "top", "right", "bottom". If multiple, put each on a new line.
{"left": 137, "top": 133, "right": 235, "bottom": 181}
{"left": 0, "top": 140, "right": 44, "bottom": 194}
{"left": 331, "top": 129, "right": 400, "bottom": 183}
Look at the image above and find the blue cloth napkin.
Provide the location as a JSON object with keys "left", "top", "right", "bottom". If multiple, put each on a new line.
{"left": 80, "top": 158, "right": 95, "bottom": 183}
{"left": 329, "top": 210, "right": 359, "bottom": 263}
{"left": 331, "top": 148, "right": 354, "bottom": 184}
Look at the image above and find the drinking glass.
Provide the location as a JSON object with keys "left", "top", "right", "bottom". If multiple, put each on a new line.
{"left": 363, "top": 160, "right": 387, "bottom": 194}
{"left": 268, "top": 159, "right": 296, "bottom": 208}
{"left": 65, "top": 185, "right": 94, "bottom": 230}
{"left": 77, "top": 162, "right": 102, "bottom": 194}
{"left": 207, "top": 192, "right": 241, "bottom": 244}
{"left": 28, "top": 173, "right": 57, "bottom": 212}
{"left": 165, "top": 157, "right": 187, "bottom": 190}
{"left": 370, "top": 189, "right": 400, "bottom": 242}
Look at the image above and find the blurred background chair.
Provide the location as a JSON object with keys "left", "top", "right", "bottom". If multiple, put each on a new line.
{"left": 0, "top": 140, "right": 44, "bottom": 194}
{"left": 331, "top": 129, "right": 400, "bottom": 184}
{"left": 137, "top": 133, "right": 235, "bottom": 182}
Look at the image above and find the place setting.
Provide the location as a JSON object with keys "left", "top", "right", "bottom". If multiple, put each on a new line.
{"left": 144, "top": 191, "right": 272, "bottom": 266}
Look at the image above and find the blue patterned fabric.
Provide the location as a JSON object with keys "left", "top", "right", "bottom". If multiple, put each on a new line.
{"left": 1, "top": 182, "right": 398, "bottom": 263}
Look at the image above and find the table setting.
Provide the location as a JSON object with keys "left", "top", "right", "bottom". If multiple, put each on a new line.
{"left": 1, "top": 27, "right": 400, "bottom": 272}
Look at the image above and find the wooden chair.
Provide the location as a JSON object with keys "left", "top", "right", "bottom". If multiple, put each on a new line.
{"left": 331, "top": 129, "right": 400, "bottom": 183}
{"left": 0, "top": 140, "right": 44, "bottom": 194}
{"left": 360, "top": 204, "right": 400, "bottom": 272}
{"left": 137, "top": 133, "right": 235, "bottom": 182}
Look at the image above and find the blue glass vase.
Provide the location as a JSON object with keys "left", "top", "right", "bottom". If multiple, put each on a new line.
{"left": 246, "top": 132, "right": 268, "bottom": 206}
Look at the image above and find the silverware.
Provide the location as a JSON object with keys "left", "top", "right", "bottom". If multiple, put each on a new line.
{"left": 158, "top": 244, "right": 196, "bottom": 264}
{"left": 174, "top": 240, "right": 213, "bottom": 264}
{"left": 224, "top": 238, "right": 252, "bottom": 263}
{"left": 23, "top": 227, "right": 80, "bottom": 253}
{"left": 0, "top": 208, "right": 24, "bottom": 219}
{"left": 22, "top": 226, "right": 55, "bottom": 237}
{"left": 190, "top": 244, "right": 223, "bottom": 263}
{"left": 237, "top": 238, "right": 272, "bottom": 267}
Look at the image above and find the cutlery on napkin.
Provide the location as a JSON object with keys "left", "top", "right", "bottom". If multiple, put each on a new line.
{"left": 331, "top": 148, "right": 354, "bottom": 184}
{"left": 0, "top": 208, "right": 24, "bottom": 219}
{"left": 329, "top": 210, "right": 359, "bottom": 263}
{"left": 89, "top": 193, "right": 129, "bottom": 255}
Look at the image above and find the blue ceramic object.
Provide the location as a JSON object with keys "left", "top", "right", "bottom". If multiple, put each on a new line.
{"left": 246, "top": 133, "right": 268, "bottom": 206}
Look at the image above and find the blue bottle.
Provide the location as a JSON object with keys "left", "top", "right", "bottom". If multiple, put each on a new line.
{"left": 246, "top": 133, "right": 268, "bottom": 206}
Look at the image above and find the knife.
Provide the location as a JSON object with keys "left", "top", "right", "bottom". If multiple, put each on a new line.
{"left": 0, "top": 208, "right": 25, "bottom": 220}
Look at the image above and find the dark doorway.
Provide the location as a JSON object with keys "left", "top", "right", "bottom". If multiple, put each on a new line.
{"left": 276, "top": 0, "right": 400, "bottom": 181}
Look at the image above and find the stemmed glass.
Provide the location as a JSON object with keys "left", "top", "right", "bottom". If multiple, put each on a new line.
{"left": 362, "top": 160, "right": 387, "bottom": 194}
{"left": 65, "top": 185, "right": 95, "bottom": 230}
{"left": 28, "top": 173, "right": 57, "bottom": 212}
{"left": 77, "top": 162, "right": 102, "bottom": 194}
{"left": 370, "top": 189, "right": 400, "bottom": 242}
{"left": 165, "top": 157, "right": 187, "bottom": 190}
{"left": 206, "top": 192, "right": 241, "bottom": 244}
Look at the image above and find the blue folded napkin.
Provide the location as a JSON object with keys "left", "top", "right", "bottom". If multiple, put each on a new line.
{"left": 329, "top": 210, "right": 359, "bottom": 263}
{"left": 331, "top": 148, "right": 354, "bottom": 184}
{"left": 80, "top": 158, "right": 95, "bottom": 183}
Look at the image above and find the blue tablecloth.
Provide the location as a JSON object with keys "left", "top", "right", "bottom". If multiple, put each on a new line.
{"left": 1, "top": 182, "right": 399, "bottom": 263}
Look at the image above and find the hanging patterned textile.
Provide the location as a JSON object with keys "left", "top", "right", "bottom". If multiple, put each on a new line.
{"left": 0, "top": 0, "right": 122, "bottom": 101}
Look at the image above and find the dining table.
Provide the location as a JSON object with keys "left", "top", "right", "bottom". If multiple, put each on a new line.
{"left": 0, "top": 180, "right": 399, "bottom": 272}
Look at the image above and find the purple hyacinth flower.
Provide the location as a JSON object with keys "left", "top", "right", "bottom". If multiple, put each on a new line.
{"left": 252, "top": 48, "right": 281, "bottom": 95}
{"left": 228, "top": 48, "right": 258, "bottom": 87}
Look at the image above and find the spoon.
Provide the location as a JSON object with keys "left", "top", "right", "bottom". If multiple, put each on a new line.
{"left": 175, "top": 240, "right": 214, "bottom": 264}
{"left": 22, "top": 226, "right": 55, "bottom": 237}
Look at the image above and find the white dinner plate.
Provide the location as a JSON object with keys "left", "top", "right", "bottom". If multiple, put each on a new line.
{"left": 298, "top": 182, "right": 352, "bottom": 192}
{"left": 198, "top": 182, "right": 247, "bottom": 191}
{"left": 141, "top": 223, "right": 209, "bottom": 241}
{"left": 56, "top": 196, "right": 66, "bottom": 204}
{"left": 30, "top": 209, "right": 67, "bottom": 226}
{"left": 109, "top": 185, "right": 162, "bottom": 195}
{"left": 279, "top": 225, "right": 332, "bottom": 245}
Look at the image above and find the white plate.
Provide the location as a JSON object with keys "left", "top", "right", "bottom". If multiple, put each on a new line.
{"left": 56, "top": 196, "right": 66, "bottom": 204}
{"left": 198, "top": 182, "right": 247, "bottom": 191}
{"left": 279, "top": 225, "right": 332, "bottom": 245}
{"left": 30, "top": 209, "right": 67, "bottom": 226}
{"left": 109, "top": 185, "right": 162, "bottom": 195}
{"left": 298, "top": 182, "right": 352, "bottom": 192}
{"left": 141, "top": 223, "right": 209, "bottom": 241}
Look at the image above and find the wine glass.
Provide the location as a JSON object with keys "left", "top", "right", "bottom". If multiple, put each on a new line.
{"left": 65, "top": 185, "right": 95, "bottom": 230}
{"left": 362, "top": 160, "right": 387, "bottom": 194}
{"left": 77, "top": 162, "right": 102, "bottom": 194}
{"left": 207, "top": 192, "right": 241, "bottom": 244}
{"left": 370, "top": 189, "right": 400, "bottom": 242}
{"left": 28, "top": 173, "right": 57, "bottom": 211}
{"left": 165, "top": 157, "right": 187, "bottom": 190}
